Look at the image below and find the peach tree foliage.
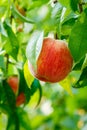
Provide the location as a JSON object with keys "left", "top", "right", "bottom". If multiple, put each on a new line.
{"left": 0, "top": 0, "right": 87, "bottom": 130}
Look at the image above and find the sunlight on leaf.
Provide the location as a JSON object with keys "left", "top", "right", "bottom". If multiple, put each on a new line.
{"left": 59, "top": 76, "right": 73, "bottom": 96}
{"left": 24, "top": 61, "right": 34, "bottom": 88}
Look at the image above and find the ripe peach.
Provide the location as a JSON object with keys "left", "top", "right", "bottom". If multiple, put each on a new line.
{"left": 28, "top": 38, "right": 73, "bottom": 83}
{"left": 7, "top": 76, "right": 19, "bottom": 95}
{"left": 16, "top": 93, "right": 25, "bottom": 106}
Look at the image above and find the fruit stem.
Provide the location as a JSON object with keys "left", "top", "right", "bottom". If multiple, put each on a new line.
{"left": 55, "top": 33, "right": 59, "bottom": 39}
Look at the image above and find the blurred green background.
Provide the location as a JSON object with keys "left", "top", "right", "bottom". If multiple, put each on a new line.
{"left": 0, "top": 0, "right": 87, "bottom": 130}
{"left": 1, "top": 81, "right": 87, "bottom": 130}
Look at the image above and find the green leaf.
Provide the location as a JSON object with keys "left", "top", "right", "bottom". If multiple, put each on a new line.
{"left": 24, "top": 61, "right": 34, "bottom": 87}
{"left": 11, "top": 4, "right": 34, "bottom": 24}
{"left": 81, "top": 54, "right": 87, "bottom": 70}
{"left": 70, "top": 0, "right": 80, "bottom": 11}
{"left": 73, "top": 67, "right": 87, "bottom": 88}
{"left": 3, "top": 80, "right": 16, "bottom": 108}
{"left": 59, "top": 76, "right": 73, "bottom": 96}
{"left": 3, "top": 22, "right": 19, "bottom": 60}
{"left": 69, "top": 11, "right": 87, "bottom": 62}
{"left": 0, "top": 55, "right": 6, "bottom": 72}
{"left": 0, "top": 21, "right": 7, "bottom": 36}
{"left": 78, "top": 67, "right": 87, "bottom": 82}
{"left": 62, "top": 11, "right": 78, "bottom": 24}
{"left": 72, "top": 57, "right": 85, "bottom": 70}
{"left": 0, "top": 104, "right": 11, "bottom": 115}
{"left": 36, "top": 31, "right": 44, "bottom": 60}
{"left": 51, "top": 3, "right": 63, "bottom": 22}
{"left": 61, "top": 9, "right": 78, "bottom": 36}
{"left": 17, "top": 108, "right": 32, "bottom": 130}
{"left": 61, "top": 18, "right": 76, "bottom": 36}
{"left": 58, "top": 0, "right": 70, "bottom": 7}
{"left": 26, "top": 31, "right": 44, "bottom": 70}
{"left": 18, "top": 69, "right": 31, "bottom": 104}
{"left": 31, "top": 79, "right": 42, "bottom": 106}
{"left": 7, "top": 112, "right": 19, "bottom": 130}
{"left": 51, "top": 3, "right": 63, "bottom": 38}
{"left": 37, "top": 80, "right": 42, "bottom": 106}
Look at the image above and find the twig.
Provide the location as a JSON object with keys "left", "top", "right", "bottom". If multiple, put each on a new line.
{"left": 78, "top": 2, "right": 85, "bottom": 13}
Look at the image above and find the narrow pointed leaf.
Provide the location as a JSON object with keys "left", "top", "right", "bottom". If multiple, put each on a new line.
{"left": 17, "top": 108, "right": 32, "bottom": 130}
{"left": 59, "top": 77, "right": 73, "bottom": 96}
{"left": 24, "top": 61, "right": 34, "bottom": 88}
{"left": 26, "top": 31, "right": 44, "bottom": 70}
{"left": 0, "top": 55, "right": 6, "bottom": 72}
{"left": 18, "top": 69, "right": 31, "bottom": 104}
{"left": 7, "top": 112, "right": 19, "bottom": 130}
{"left": 4, "top": 22, "right": 19, "bottom": 60}
{"left": 31, "top": 79, "right": 42, "bottom": 106}
{"left": 73, "top": 67, "right": 87, "bottom": 88}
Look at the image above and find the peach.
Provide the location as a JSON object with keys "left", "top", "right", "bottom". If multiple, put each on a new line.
{"left": 28, "top": 38, "right": 73, "bottom": 83}
{"left": 16, "top": 93, "right": 25, "bottom": 106}
{"left": 7, "top": 76, "right": 26, "bottom": 106}
{"left": 7, "top": 76, "right": 19, "bottom": 95}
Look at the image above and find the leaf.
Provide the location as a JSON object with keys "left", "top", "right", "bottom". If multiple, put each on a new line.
{"left": 0, "top": 21, "right": 7, "bottom": 36}
{"left": 0, "top": 104, "right": 11, "bottom": 115}
{"left": 31, "top": 79, "right": 42, "bottom": 106}
{"left": 73, "top": 67, "right": 87, "bottom": 88}
{"left": 3, "top": 80, "right": 16, "bottom": 108}
{"left": 4, "top": 22, "right": 19, "bottom": 60}
{"left": 62, "top": 11, "right": 78, "bottom": 24}
{"left": 61, "top": 18, "right": 76, "bottom": 35}
{"left": 59, "top": 77, "right": 73, "bottom": 96}
{"left": 51, "top": 3, "right": 63, "bottom": 38}
{"left": 7, "top": 112, "right": 19, "bottom": 130}
{"left": 11, "top": 4, "right": 34, "bottom": 24}
{"left": 58, "top": 0, "right": 70, "bottom": 7}
{"left": 69, "top": 11, "right": 87, "bottom": 62}
{"left": 18, "top": 69, "right": 31, "bottom": 104}
{"left": 51, "top": 3, "right": 63, "bottom": 22}
{"left": 61, "top": 9, "right": 78, "bottom": 36}
{"left": 36, "top": 31, "right": 44, "bottom": 60}
{"left": 70, "top": 0, "right": 80, "bottom": 11}
{"left": 72, "top": 57, "right": 85, "bottom": 70}
{"left": 26, "top": 31, "right": 44, "bottom": 70}
{"left": 0, "top": 55, "right": 6, "bottom": 72}
{"left": 17, "top": 108, "right": 32, "bottom": 130}
{"left": 24, "top": 61, "right": 34, "bottom": 87}
{"left": 37, "top": 81, "right": 42, "bottom": 106}
{"left": 81, "top": 54, "right": 87, "bottom": 70}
